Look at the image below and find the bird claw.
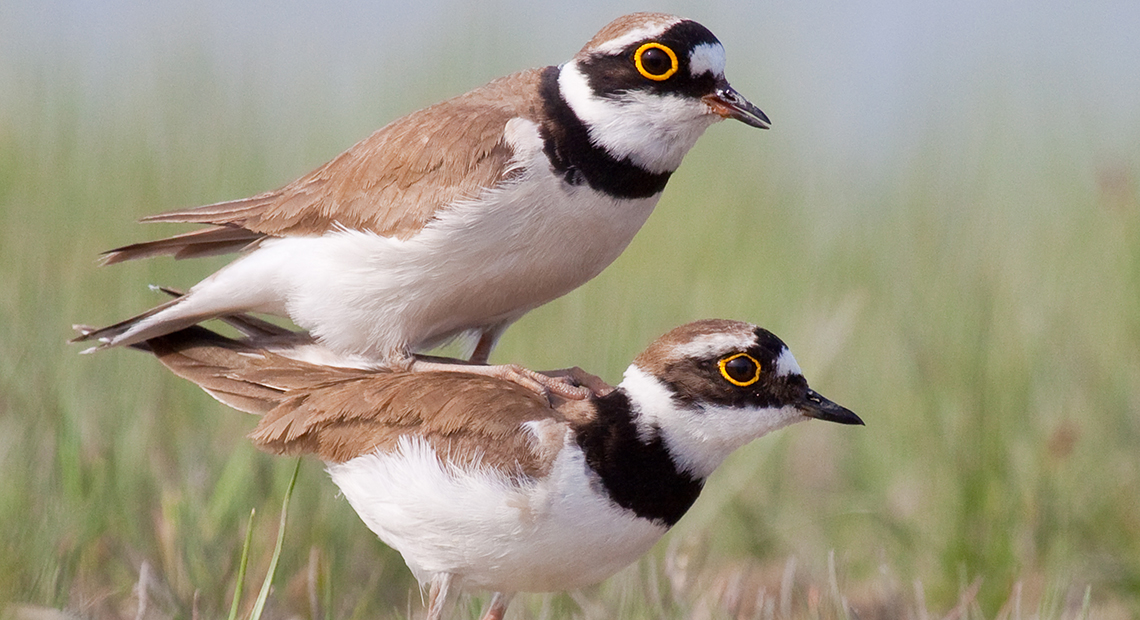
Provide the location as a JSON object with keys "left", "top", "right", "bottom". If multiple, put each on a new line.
{"left": 537, "top": 366, "right": 614, "bottom": 398}
{"left": 505, "top": 364, "right": 592, "bottom": 401}
{"left": 408, "top": 358, "right": 608, "bottom": 402}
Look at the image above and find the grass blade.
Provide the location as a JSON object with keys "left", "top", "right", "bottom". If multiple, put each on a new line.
{"left": 248, "top": 458, "right": 302, "bottom": 620}
{"left": 227, "top": 508, "right": 257, "bottom": 620}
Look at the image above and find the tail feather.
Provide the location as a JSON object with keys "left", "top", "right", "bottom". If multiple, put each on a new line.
{"left": 77, "top": 233, "right": 296, "bottom": 352}
{"left": 70, "top": 296, "right": 190, "bottom": 347}
{"left": 71, "top": 290, "right": 277, "bottom": 350}
{"left": 149, "top": 286, "right": 297, "bottom": 340}
{"left": 100, "top": 226, "right": 265, "bottom": 265}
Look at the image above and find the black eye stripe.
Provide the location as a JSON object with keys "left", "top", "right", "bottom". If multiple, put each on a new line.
{"left": 576, "top": 19, "right": 723, "bottom": 100}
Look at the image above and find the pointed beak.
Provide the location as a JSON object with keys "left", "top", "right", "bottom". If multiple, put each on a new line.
{"left": 702, "top": 83, "right": 770, "bottom": 129}
{"left": 799, "top": 389, "right": 863, "bottom": 426}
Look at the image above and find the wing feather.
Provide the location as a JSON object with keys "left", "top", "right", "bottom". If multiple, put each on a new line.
{"left": 136, "top": 69, "right": 546, "bottom": 247}
{"left": 142, "top": 326, "right": 565, "bottom": 476}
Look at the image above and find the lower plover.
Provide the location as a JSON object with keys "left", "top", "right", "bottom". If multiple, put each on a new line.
{"left": 137, "top": 319, "right": 861, "bottom": 620}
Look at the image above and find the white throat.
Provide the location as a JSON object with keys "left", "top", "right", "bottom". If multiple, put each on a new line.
{"left": 619, "top": 365, "right": 807, "bottom": 479}
{"left": 557, "top": 62, "right": 721, "bottom": 175}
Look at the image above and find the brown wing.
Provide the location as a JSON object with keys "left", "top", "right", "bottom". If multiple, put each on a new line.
{"left": 139, "top": 69, "right": 546, "bottom": 242}
{"left": 138, "top": 326, "right": 357, "bottom": 415}
{"left": 143, "top": 326, "right": 567, "bottom": 477}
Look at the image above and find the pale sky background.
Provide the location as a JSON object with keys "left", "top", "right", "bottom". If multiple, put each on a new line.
{"left": 3, "top": 0, "right": 1139, "bottom": 189}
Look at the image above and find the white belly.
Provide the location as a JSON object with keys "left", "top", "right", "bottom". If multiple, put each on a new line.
{"left": 326, "top": 435, "right": 668, "bottom": 593}
{"left": 178, "top": 118, "right": 660, "bottom": 359}
{"left": 272, "top": 175, "right": 656, "bottom": 358}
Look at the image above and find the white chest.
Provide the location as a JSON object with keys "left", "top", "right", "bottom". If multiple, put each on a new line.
{"left": 258, "top": 119, "right": 660, "bottom": 357}
{"left": 326, "top": 435, "right": 668, "bottom": 593}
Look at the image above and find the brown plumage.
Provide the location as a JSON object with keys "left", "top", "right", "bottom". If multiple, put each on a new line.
{"left": 77, "top": 10, "right": 771, "bottom": 383}
{"left": 132, "top": 318, "right": 860, "bottom": 620}
{"left": 143, "top": 327, "right": 580, "bottom": 476}
{"left": 580, "top": 12, "right": 681, "bottom": 50}
{"left": 101, "top": 70, "right": 544, "bottom": 265}
{"left": 108, "top": 13, "right": 690, "bottom": 264}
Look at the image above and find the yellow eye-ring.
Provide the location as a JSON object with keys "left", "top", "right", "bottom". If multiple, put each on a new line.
{"left": 718, "top": 353, "right": 761, "bottom": 387}
{"left": 634, "top": 42, "right": 679, "bottom": 81}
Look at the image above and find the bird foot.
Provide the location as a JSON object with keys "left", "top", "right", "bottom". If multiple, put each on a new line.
{"left": 537, "top": 366, "right": 614, "bottom": 398}
{"left": 409, "top": 358, "right": 610, "bottom": 401}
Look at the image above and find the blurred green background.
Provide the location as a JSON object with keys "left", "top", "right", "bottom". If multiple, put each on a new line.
{"left": 2, "top": 0, "right": 1139, "bottom": 618}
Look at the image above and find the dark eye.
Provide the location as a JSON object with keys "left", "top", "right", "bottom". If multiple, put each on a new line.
{"left": 639, "top": 48, "right": 672, "bottom": 75}
{"left": 718, "top": 353, "right": 761, "bottom": 387}
{"left": 634, "top": 42, "right": 679, "bottom": 81}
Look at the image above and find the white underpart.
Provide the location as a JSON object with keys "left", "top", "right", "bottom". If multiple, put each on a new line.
{"left": 558, "top": 62, "right": 721, "bottom": 174}
{"left": 266, "top": 341, "right": 386, "bottom": 370}
{"left": 688, "top": 42, "right": 726, "bottom": 77}
{"left": 327, "top": 434, "right": 667, "bottom": 593}
{"left": 621, "top": 365, "right": 807, "bottom": 479}
{"left": 110, "top": 118, "right": 659, "bottom": 359}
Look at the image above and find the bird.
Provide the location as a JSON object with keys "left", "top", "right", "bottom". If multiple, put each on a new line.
{"left": 74, "top": 12, "right": 771, "bottom": 389}
{"left": 136, "top": 318, "right": 862, "bottom": 620}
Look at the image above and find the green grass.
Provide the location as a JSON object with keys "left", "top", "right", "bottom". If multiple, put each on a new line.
{"left": 2, "top": 38, "right": 1139, "bottom": 620}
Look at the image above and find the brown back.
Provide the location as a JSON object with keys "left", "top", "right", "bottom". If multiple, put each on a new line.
{"left": 145, "top": 327, "right": 572, "bottom": 478}
{"left": 144, "top": 69, "right": 547, "bottom": 240}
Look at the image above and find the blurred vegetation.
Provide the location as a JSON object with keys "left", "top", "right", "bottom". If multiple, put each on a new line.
{"left": 2, "top": 16, "right": 1139, "bottom": 620}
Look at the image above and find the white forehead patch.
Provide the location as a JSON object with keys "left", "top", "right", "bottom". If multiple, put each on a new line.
{"left": 775, "top": 347, "right": 803, "bottom": 377}
{"left": 688, "top": 42, "right": 726, "bottom": 77}
{"left": 590, "top": 19, "right": 681, "bottom": 56}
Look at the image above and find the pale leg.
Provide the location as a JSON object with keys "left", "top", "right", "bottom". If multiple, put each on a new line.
{"left": 478, "top": 592, "right": 514, "bottom": 620}
{"left": 426, "top": 573, "right": 453, "bottom": 620}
